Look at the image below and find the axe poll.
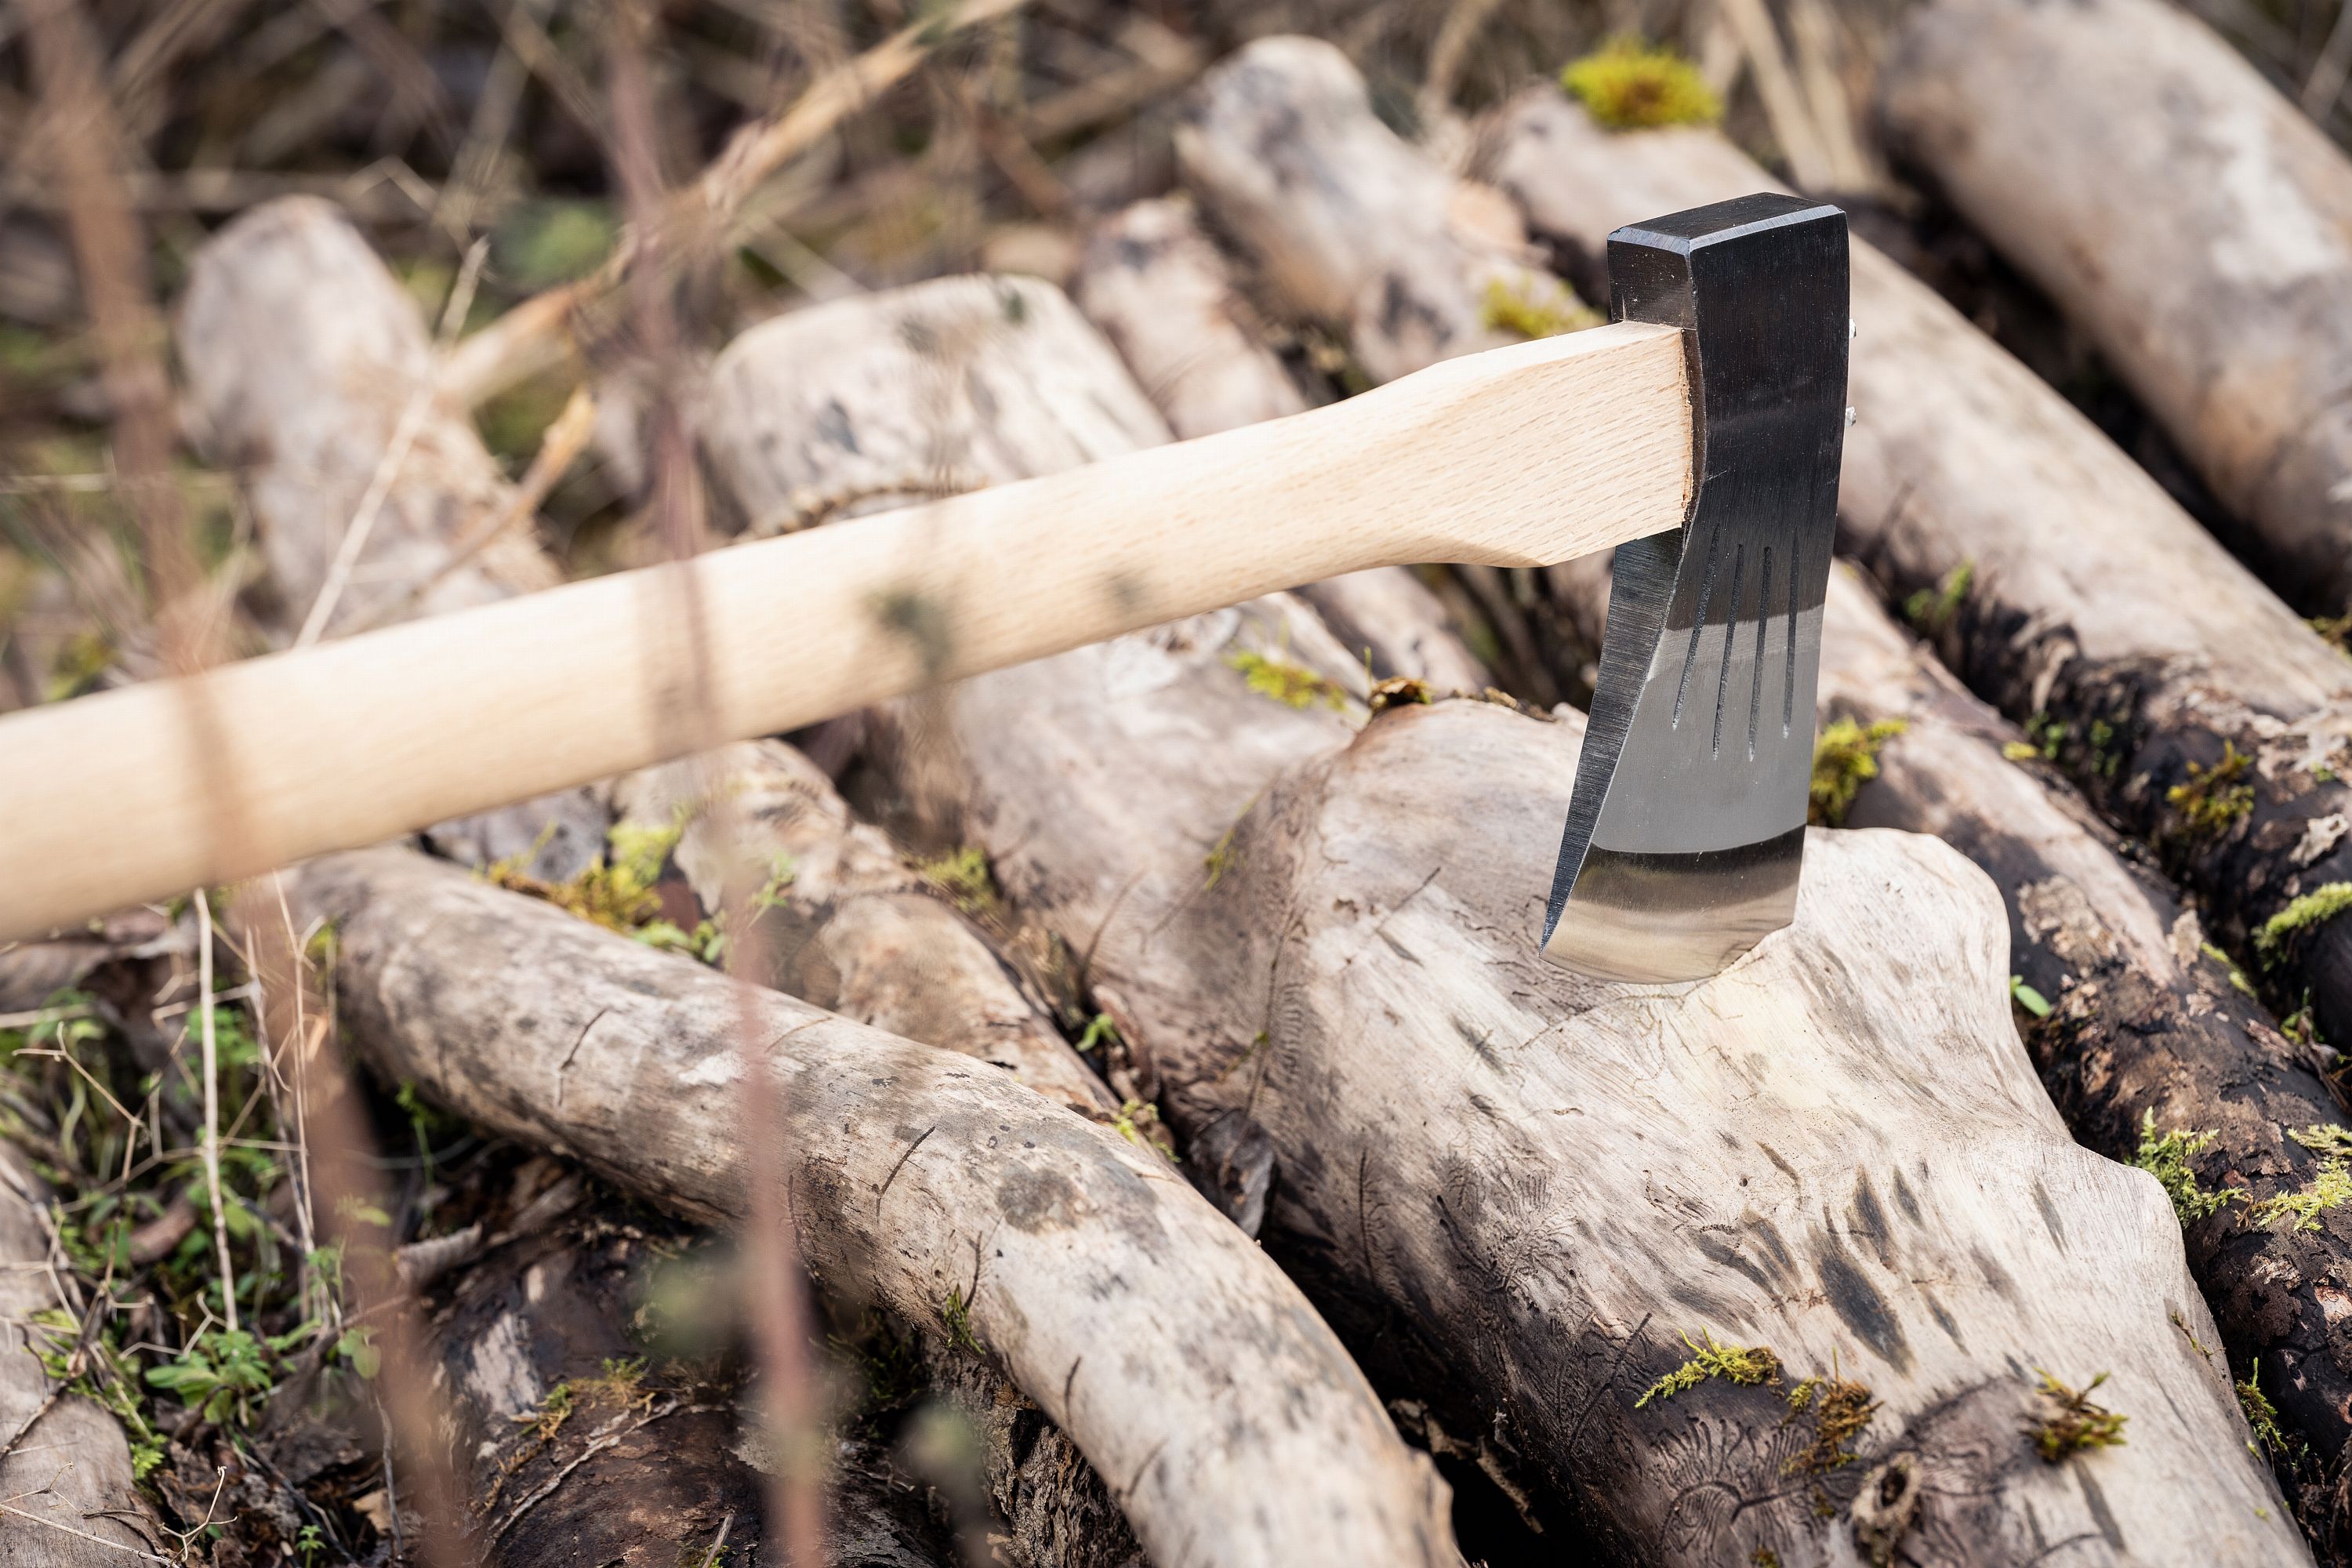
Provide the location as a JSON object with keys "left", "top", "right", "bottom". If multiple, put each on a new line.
{"left": 0, "top": 194, "right": 1848, "bottom": 978}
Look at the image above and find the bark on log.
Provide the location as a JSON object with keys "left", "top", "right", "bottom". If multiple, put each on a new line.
{"left": 1070, "top": 196, "right": 1490, "bottom": 694}
{"left": 696, "top": 250, "right": 2302, "bottom": 1567}
{"left": 1878, "top": 0, "right": 2352, "bottom": 615}
{"left": 1486, "top": 93, "right": 2352, "bottom": 1218}
{"left": 0, "top": 1145, "right": 164, "bottom": 1566}
{"left": 284, "top": 846, "right": 1458, "bottom": 1568}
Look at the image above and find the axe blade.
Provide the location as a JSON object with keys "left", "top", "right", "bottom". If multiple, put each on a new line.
{"left": 1542, "top": 194, "right": 1850, "bottom": 982}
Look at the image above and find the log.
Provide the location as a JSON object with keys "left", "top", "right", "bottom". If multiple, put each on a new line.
{"left": 179, "top": 194, "right": 1112, "bottom": 1122}
{"left": 1, "top": 1145, "right": 165, "bottom": 1566}
{"left": 1559, "top": 553, "right": 2352, "bottom": 1529}
{"left": 697, "top": 252, "right": 2303, "bottom": 1566}
{"left": 284, "top": 845, "right": 1457, "bottom": 1568}
{"left": 1878, "top": 0, "right": 2352, "bottom": 615}
{"left": 1180, "top": 56, "right": 2352, "bottom": 1519}
{"left": 1171, "top": 37, "right": 1573, "bottom": 384}
{"left": 1171, "top": 36, "right": 1601, "bottom": 704}
{"left": 1486, "top": 93, "right": 2352, "bottom": 1225}
{"left": 1195, "top": 49, "right": 2352, "bottom": 1511}
{"left": 1070, "top": 196, "right": 1490, "bottom": 693}
{"left": 421, "top": 1173, "right": 969, "bottom": 1568}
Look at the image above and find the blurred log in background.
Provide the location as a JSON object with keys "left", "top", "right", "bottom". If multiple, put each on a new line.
{"left": 14, "top": 0, "right": 2352, "bottom": 1564}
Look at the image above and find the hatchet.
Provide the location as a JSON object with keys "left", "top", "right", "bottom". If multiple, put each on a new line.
{"left": 0, "top": 193, "right": 1847, "bottom": 979}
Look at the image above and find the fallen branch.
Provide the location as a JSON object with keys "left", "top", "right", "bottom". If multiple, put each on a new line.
{"left": 1881, "top": 0, "right": 2352, "bottom": 615}
{"left": 286, "top": 846, "right": 1457, "bottom": 1568}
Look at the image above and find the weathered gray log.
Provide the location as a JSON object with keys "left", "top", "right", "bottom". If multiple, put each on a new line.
{"left": 614, "top": 744, "right": 1114, "bottom": 1116}
{"left": 0, "top": 1145, "right": 164, "bottom": 1566}
{"left": 1879, "top": 0, "right": 2352, "bottom": 615}
{"left": 1070, "top": 196, "right": 1491, "bottom": 694}
{"left": 423, "top": 1174, "right": 971, "bottom": 1568}
{"left": 1172, "top": 37, "right": 1595, "bottom": 705}
{"left": 285, "top": 846, "right": 1457, "bottom": 1568}
{"left": 1171, "top": 37, "right": 1567, "bottom": 384}
{"left": 1487, "top": 91, "right": 2352, "bottom": 1261}
{"left": 1558, "top": 546, "right": 2352, "bottom": 1525}
{"left": 697, "top": 256, "right": 2299, "bottom": 1566}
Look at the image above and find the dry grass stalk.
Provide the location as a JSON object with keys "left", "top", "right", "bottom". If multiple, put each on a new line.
{"left": 437, "top": 0, "right": 1034, "bottom": 412}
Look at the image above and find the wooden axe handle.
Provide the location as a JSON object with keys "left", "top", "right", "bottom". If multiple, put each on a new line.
{"left": 0, "top": 322, "right": 1688, "bottom": 940}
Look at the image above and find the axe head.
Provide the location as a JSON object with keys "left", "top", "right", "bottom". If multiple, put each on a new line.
{"left": 1541, "top": 194, "right": 1850, "bottom": 982}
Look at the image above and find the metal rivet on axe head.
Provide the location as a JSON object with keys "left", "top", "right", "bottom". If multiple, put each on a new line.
{"left": 1542, "top": 194, "right": 1851, "bottom": 983}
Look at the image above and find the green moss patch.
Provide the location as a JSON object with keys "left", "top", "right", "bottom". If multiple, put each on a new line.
{"left": 2131, "top": 1110, "right": 2243, "bottom": 1226}
{"left": 2256, "top": 883, "right": 2352, "bottom": 963}
{"left": 1634, "top": 1330, "right": 1781, "bottom": 1408}
{"left": 1809, "top": 717, "right": 1906, "bottom": 827}
{"left": 1561, "top": 39, "right": 1722, "bottom": 129}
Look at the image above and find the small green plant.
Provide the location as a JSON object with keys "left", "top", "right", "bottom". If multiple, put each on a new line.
{"left": 1112, "top": 1098, "right": 1178, "bottom": 1161}
{"left": 1479, "top": 274, "right": 1600, "bottom": 339}
{"left": 1634, "top": 1330, "right": 1780, "bottom": 1408}
{"left": 2029, "top": 1370, "right": 2127, "bottom": 1462}
{"left": 2200, "top": 942, "right": 2256, "bottom": 996}
{"left": 941, "top": 1285, "right": 980, "bottom": 1352}
{"left": 2002, "top": 739, "right": 2041, "bottom": 762}
{"left": 2239, "top": 1366, "right": 2293, "bottom": 1460}
{"left": 916, "top": 845, "right": 999, "bottom": 915}
{"left": 1560, "top": 38, "right": 1721, "bottom": 129}
{"left": 2249, "top": 1160, "right": 2352, "bottom": 1233}
{"left": 1227, "top": 649, "right": 1348, "bottom": 711}
{"left": 296, "top": 1523, "right": 325, "bottom": 1565}
{"left": 1075, "top": 1014, "right": 1120, "bottom": 1053}
{"left": 2256, "top": 883, "right": 2352, "bottom": 964}
{"left": 2131, "top": 1110, "right": 2243, "bottom": 1226}
{"left": 2167, "top": 743, "right": 2256, "bottom": 837}
{"left": 1904, "top": 561, "right": 1973, "bottom": 635}
{"left": 2293, "top": 1124, "right": 2352, "bottom": 1157}
{"left": 144, "top": 1327, "right": 278, "bottom": 1428}
{"left": 2009, "top": 976, "right": 2053, "bottom": 1018}
{"left": 1809, "top": 717, "right": 1906, "bottom": 827}
{"left": 485, "top": 813, "right": 710, "bottom": 953}
{"left": 1782, "top": 1370, "right": 1877, "bottom": 1475}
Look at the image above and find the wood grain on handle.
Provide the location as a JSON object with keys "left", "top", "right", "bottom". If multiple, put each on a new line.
{"left": 0, "top": 321, "right": 1688, "bottom": 940}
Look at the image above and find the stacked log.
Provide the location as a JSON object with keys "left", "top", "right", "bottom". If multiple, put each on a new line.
{"left": 695, "top": 231, "right": 2300, "bottom": 1563}
{"left": 170, "top": 194, "right": 1456, "bottom": 1566}
{"left": 1462, "top": 87, "right": 2352, "bottom": 1523}
{"left": 1878, "top": 0, "right": 2352, "bottom": 617}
